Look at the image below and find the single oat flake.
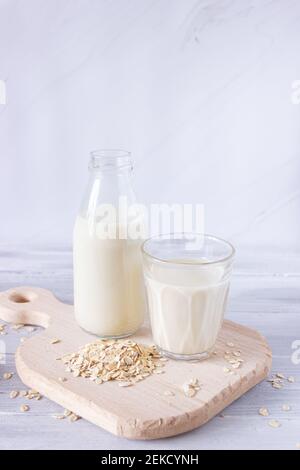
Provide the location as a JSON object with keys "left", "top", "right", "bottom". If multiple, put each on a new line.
{"left": 259, "top": 407, "right": 269, "bottom": 417}
{"left": 69, "top": 413, "right": 81, "bottom": 422}
{"left": 50, "top": 338, "right": 61, "bottom": 344}
{"left": 9, "top": 390, "right": 19, "bottom": 399}
{"left": 287, "top": 376, "right": 295, "bottom": 383}
{"left": 163, "top": 390, "right": 175, "bottom": 397}
{"left": 3, "top": 372, "right": 13, "bottom": 380}
{"left": 182, "top": 378, "right": 201, "bottom": 398}
{"left": 282, "top": 404, "right": 291, "bottom": 412}
{"left": 272, "top": 382, "right": 282, "bottom": 390}
{"left": 20, "top": 404, "right": 29, "bottom": 412}
{"left": 118, "top": 382, "right": 133, "bottom": 387}
{"left": 11, "top": 324, "right": 24, "bottom": 331}
{"left": 268, "top": 419, "right": 281, "bottom": 428}
{"left": 232, "top": 362, "right": 241, "bottom": 369}
{"left": 182, "top": 383, "right": 196, "bottom": 397}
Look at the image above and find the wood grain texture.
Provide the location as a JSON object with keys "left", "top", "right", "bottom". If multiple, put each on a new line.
{"left": 0, "top": 285, "right": 271, "bottom": 440}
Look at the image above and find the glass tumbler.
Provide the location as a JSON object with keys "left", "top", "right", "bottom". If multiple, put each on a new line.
{"left": 142, "top": 233, "right": 235, "bottom": 360}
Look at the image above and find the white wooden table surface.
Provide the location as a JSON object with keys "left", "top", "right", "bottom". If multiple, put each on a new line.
{"left": 0, "top": 247, "right": 299, "bottom": 450}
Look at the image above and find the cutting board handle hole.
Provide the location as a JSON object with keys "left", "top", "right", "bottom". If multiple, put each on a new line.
{"left": 9, "top": 292, "right": 37, "bottom": 303}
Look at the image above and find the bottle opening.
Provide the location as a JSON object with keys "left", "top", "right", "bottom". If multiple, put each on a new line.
{"left": 89, "top": 149, "right": 133, "bottom": 171}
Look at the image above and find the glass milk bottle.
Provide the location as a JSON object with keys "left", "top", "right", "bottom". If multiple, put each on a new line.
{"left": 73, "top": 150, "right": 145, "bottom": 337}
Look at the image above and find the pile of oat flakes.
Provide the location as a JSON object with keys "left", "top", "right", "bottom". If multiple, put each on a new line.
{"left": 59, "top": 339, "right": 166, "bottom": 386}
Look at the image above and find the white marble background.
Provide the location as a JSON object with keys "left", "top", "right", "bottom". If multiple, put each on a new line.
{"left": 1, "top": 0, "right": 300, "bottom": 253}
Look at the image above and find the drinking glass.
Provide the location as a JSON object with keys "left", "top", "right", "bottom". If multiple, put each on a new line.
{"left": 142, "top": 233, "right": 235, "bottom": 360}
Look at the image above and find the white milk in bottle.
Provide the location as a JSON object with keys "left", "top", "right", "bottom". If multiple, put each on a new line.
{"left": 73, "top": 150, "right": 145, "bottom": 337}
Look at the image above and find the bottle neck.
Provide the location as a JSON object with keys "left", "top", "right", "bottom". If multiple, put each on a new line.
{"left": 89, "top": 149, "right": 133, "bottom": 174}
{"left": 79, "top": 150, "right": 136, "bottom": 218}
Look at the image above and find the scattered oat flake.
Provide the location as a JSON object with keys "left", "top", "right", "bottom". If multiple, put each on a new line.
{"left": 259, "top": 407, "right": 269, "bottom": 417}
{"left": 232, "top": 362, "right": 241, "bottom": 369}
{"left": 12, "top": 324, "right": 24, "bottom": 330}
{"left": 58, "top": 377, "right": 67, "bottom": 383}
{"left": 50, "top": 338, "right": 61, "bottom": 344}
{"left": 64, "top": 409, "right": 72, "bottom": 417}
{"left": 288, "top": 376, "right": 295, "bottom": 383}
{"left": 189, "top": 378, "right": 199, "bottom": 386}
{"left": 163, "top": 390, "right": 175, "bottom": 397}
{"left": 20, "top": 404, "right": 29, "bottom": 412}
{"left": 282, "top": 404, "right": 291, "bottom": 411}
{"left": 223, "top": 367, "right": 231, "bottom": 374}
{"left": 3, "top": 372, "right": 13, "bottom": 380}
{"left": 25, "top": 389, "right": 42, "bottom": 400}
{"left": 53, "top": 414, "right": 65, "bottom": 420}
{"left": 273, "top": 383, "right": 283, "bottom": 390}
{"left": 182, "top": 384, "right": 196, "bottom": 397}
{"left": 9, "top": 390, "right": 19, "bottom": 399}
{"left": 226, "top": 342, "right": 234, "bottom": 347}
{"left": 20, "top": 337, "right": 26, "bottom": 343}
{"left": 69, "top": 413, "right": 81, "bottom": 422}
{"left": 276, "top": 373, "right": 285, "bottom": 379}
{"left": 182, "top": 378, "right": 200, "bottom": 397}
{"left": 268, "top": 419, "right": 281, "bottom": 428}
{"left": 118, "top": 382, "right": 132, "bottom": 387}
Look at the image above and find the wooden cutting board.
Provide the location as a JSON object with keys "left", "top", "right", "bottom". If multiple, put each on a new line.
{"left": 0, "top": 286, "right": 272, "bottom": 440}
